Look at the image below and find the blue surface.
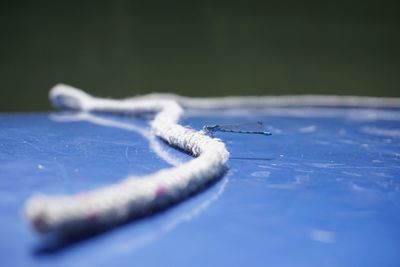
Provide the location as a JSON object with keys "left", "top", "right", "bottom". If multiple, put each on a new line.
{"left": 0, "top": 106, "right": 400, "bottom": 267}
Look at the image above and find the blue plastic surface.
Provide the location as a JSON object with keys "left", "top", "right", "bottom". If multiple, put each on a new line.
{"left": 0, "top": 106, "right": 399, "bottom": 267}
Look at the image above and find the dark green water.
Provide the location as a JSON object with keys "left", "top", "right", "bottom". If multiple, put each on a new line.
{"left": 1, "top": 0, "right": 399, "bottom": 111}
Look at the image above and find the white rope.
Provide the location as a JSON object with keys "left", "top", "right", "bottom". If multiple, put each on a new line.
{"left": 25, "top": 84, "right": 400, "bottom": 233}
{"left": 25, "top": 84, "right": 229, "bottom": 233}
{"left": 129, "top": 93, "right": 400, "bottom": 109}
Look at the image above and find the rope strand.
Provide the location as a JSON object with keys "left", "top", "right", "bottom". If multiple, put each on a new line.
{"left": 24, "top": 84, "right": 400, "bottom": 233}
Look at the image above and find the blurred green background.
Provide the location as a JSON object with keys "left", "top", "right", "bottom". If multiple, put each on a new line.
{"left": 0, "top": 0, "right": 399, "bottom": 111}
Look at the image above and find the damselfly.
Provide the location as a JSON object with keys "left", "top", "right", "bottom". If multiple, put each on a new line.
{"left": 203, "top": 121, "right": 272, "bottom": 136}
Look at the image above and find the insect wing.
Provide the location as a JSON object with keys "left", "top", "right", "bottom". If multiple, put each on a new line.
{"left": 217, "top": 121, "right": 265, "bottom": 133}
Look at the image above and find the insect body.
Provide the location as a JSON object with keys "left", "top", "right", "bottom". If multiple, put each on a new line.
{"left": 203, "top": 121, "right": 272, "bottom": 136}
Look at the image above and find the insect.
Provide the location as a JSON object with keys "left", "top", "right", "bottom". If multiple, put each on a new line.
{"left": 203, "top": 121, "right": 272, "bottom": 136}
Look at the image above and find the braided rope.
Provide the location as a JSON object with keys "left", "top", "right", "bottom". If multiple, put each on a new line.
{"left": 25, "top": 84, "right": 229, "bottom": 233}
{"left": 25, "top": 84, "right": 400, "bottom": 234}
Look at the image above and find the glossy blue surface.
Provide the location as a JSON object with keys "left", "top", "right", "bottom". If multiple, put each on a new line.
{"left": 0, "top": 106, "right": 399, "bottom": 267}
